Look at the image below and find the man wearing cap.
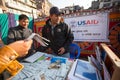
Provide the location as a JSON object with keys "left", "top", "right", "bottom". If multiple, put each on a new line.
{"left": 41, "top": 6, "right": 74, "bottom": 58}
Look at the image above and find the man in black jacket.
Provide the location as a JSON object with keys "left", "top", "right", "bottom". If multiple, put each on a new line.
{"left": 41, "top": 6, "right": 74, "bottom": 58}
{"left": 7, "top": 14, "right": 34, "bottom": 61}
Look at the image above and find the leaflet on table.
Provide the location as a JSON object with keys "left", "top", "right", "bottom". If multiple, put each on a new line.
{"left": 24, "top": 52, "right": 45, "bottom": 63}
{"left": 88, "top": 56, "right": 102, "bottom": 80}
{"left": 74, "top": 59, "right": 98, "bottom": 80}
{"left": 68, "top": 59, "right": 99, "bottom": 80}
{"left": 13, "top": 58, "right": 71, "bottom": 80}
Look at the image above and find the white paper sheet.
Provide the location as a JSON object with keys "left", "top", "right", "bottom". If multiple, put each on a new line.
{"left": 26, "top": 33, "right": 50, "bottom": 47}
{"left": 24, "top": 52, "right": 45, "bottom": 63}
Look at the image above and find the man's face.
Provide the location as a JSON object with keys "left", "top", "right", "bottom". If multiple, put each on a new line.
{"left": 19, "top": 19, "right": 29, "bottom": 28}
{"left": 50, "top": 14, "right": 61, "bottom": 25}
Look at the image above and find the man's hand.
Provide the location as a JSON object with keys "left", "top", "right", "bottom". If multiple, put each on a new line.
{"left": 58, "top": 47, "right": 65, "bottom": 55}
{"left": 8, "top": 40, "right": 33, "bottom": 57}
{"left": 45, "top": 48, "right": 53, "bottom": 54}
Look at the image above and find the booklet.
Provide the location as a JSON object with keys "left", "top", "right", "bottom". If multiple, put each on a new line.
{"left": 26, "top": 33, "right": 50, "bottom": 47}
{"left": 74, "top": 59, "right": 97, "bottom": 80}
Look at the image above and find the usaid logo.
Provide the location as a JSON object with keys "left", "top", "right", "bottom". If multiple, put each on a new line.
{"left": 69, "top": 19, "right": 99, "bottom": 27}
{"left": 78, "top": 20, "right": 99, "bottom": 26}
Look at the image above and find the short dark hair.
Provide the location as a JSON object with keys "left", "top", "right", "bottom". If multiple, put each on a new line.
{"left": 49, "top": 6, "right": 61, "bottom": 15}
{"left": 19, "top": 14, "right": 29, "bottom": 20}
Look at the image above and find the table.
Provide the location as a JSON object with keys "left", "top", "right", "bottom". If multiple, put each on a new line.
{"left": 11, "top": 52, "right": 73, "bottom": 80}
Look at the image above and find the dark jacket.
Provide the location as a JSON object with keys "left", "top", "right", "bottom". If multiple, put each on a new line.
{"left": 7, "top": 25, "right": 32, "bottom": 44}
{"left": 42, "top": 19, "right": 74, "bottom": 54}
{"left": 7, "top": 25, "right": 34, "bottom": 61}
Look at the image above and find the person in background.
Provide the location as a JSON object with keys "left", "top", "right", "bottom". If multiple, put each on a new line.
{"left": 7, "top": 14, "right": 35, "bottom": 61}
{"left": 41, "top": 6, "right": 74, "bottom": 58}
{"left": 0, "top": 40, "right": 32, "bottom": 74}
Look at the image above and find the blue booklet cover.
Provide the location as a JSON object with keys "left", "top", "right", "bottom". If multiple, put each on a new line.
{"left": 50, "top": 57, "right": 66, "bottom": 64}
{"left": 74, "top": 59, "right": 97, "bottom": 80}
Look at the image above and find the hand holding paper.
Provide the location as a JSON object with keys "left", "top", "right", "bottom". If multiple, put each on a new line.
{"left": 26, "top": 33, "right": 50, "bottom": 47}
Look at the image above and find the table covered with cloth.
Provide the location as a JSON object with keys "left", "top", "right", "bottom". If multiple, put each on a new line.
{"left": 11, "top": 52, "right": 73, "bottom": 80}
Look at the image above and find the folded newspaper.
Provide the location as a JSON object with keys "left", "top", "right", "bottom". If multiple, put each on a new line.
{"left": 26, "top": 33, "right": 50, "bottom": 47}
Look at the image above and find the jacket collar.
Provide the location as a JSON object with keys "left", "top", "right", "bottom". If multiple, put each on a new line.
{"left": 17, "top": 25, "right": 26, "bottom": 29}
{"left": 46, "top": 19, "right": 62, "bottom": 28}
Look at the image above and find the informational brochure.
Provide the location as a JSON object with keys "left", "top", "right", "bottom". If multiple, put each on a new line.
{"left": 95, "top": 46, "right": 102, "bottom": 63}
{"left": 90, "top": 55, "right": 102, "bottom": 70}
{"left": 24, "top": 52, "right": 45, "bottom": 63}
{"left": 74, "top": 59, "right": 97, "bottom": 80}
{"left": 26, "top": 33, "right": 50, "bottom": 47}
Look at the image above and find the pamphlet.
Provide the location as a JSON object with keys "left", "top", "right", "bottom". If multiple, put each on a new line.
{"left": 24, "top": 52, "right": 45, "bottom": 63}
{"left": 95, "top": 46, "right": 102, "bottom": 63}
{"left": 90, "top": 55, "right": 102, "bottom": 70}
{"left": 26, "top": 33, "right": 50, "bottom": 47}
{"left": 74, "top": 59, "right": 97, "bottom": 80}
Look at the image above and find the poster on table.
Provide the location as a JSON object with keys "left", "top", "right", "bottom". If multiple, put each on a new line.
{"left": 64, "top": 13, "right": 109, "bottom": 42}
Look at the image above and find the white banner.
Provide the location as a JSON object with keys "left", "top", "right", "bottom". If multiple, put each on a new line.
{"left": 64, "top": 13, "right": 109, "bottom": 42}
